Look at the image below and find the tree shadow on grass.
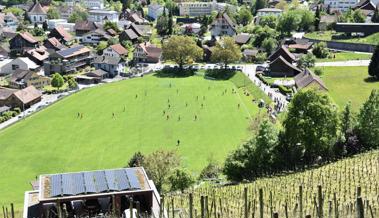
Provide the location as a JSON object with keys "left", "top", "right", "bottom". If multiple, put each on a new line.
{"left": 204, "top": 69, "right": 236, "bottom": 80}
{"left": 364, "top": 77, "right": 379, "bottom": 83}
{"left": 153, "top": 67, "right": 195, "bottom": 78}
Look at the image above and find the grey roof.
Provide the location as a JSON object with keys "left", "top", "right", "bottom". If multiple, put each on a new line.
{"left": 243, "top": 49, "right": 258, "bottom": 56}
{"left": 0, "top": 87, "right": 17, "bottom": 100}
{"left": 0, "top": 106, "right": 10, "bottom": 113}
{"left": 28, "top": 2, "right": 46, "bottom": 14}
{"left": 10, "top": 69, "right": 33, "bottom": 83}
{"left": 86, "top": 69, "right": 108, "bottom": 77}
{"left": 235, "top": 34, "right": 251, "bottom": 44}
{"left": 123, "top": 29, "right": 138, "bottom": 40}
{"left": 294, "top": 69, "right": 328, "bottom": 90}
{"left": 56, "top": 45, "right": 90, "bottom": 58}
{"left": 93, "top": 55, "right": 121, "bottom": 65}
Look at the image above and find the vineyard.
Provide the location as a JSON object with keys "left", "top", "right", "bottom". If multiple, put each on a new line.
{"left": 166, "top": 150, "right": 379, "bottom": 218}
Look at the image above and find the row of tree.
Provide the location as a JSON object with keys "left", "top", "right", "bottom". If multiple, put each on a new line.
{"left": 224, "top": 89, "right": 379, "bottom": 181}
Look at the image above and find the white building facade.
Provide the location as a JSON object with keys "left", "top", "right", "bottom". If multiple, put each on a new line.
{"left": 88, "top": 10, "right": 119, "bottom": 23}
{"left": 147, "top": 3, "right": 167, "bottom": 20}
{"left": 324, "top": 0, "right": 360, "bottom": 12}
{"left": 65, "top": 0, "right": 104, "bottom": 9}
{"left": 178, "top": 0, "right": 236, "bottom": 16}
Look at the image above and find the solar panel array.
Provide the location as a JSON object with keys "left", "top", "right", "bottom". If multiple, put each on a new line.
{"left": 57, "top": 45, "right": 85, "bottom": 57}
{"left": 49, "top": 169, "right": 142, "bottom": 197}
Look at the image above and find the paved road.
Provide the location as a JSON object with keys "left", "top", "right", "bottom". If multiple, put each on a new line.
{"left": 315, "top": 60, "right": 370, "bottom": 67}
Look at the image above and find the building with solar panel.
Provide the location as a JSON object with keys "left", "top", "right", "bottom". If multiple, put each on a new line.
{"left": 23, "top": 167, "right": 162, "bottom": 218}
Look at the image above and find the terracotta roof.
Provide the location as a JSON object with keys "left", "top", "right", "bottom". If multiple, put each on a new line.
{"left": 19, "top": 32, "right": 38, "bottom": 44}
{"left": 288, "top": 43, "right": 312, "bottom": 50}
{"left": 294, "top": 69, "right": 328, "bottom": 90}
{"left": 45, "top": 37, "right": 66, "bottom": 50}
{"left": 235, "top": 34, "right": 251, "bottom": 44}
{"left": 54, "top": 26, "right": 73, "bottom": 42}
{"left": 12, "top": 86, "right": 42, "bottom": 104}
{"left": 26, "top": 46, "right": 49, "bottom": 62}
{"left": 109, "top": 44, "right": 128, "bottom": 55}
{"left": 106, "top": 28, "right": 117, "bottom": 36}
{"left": 28, "top": 2, "right": 47, "bottom": 14}
{"left": 138, "top": 42, "right": 162, "bottom": 59}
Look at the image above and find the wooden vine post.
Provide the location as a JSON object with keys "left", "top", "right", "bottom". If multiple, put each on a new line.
{"left": 299, "top": 185, "right": 303, "bottom": 218}
{"left": 189, "top": 193, "right": 193, "bottom": 218}
{"left": 244, "top": 187, "right": 248, "bottom": 218}
{"left": 259, "top": 188, "right": 264, "bottom": 218}
{"left": 318, "top": 185, "right": 323, "bottom": 218}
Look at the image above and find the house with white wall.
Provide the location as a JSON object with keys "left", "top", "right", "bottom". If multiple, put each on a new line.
{"left": 27, "top": 1, "right": 47, "bottom": 24}
{"left": 148, "top": 3, "right": 167, "bottom": 20}
{"left": 88, "top": 9, "right": 119, "bottom": 23}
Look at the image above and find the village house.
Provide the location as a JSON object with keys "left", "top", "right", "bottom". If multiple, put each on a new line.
{"left": 235, "top": 33, "right": 251, "bottom": 45}
{"left": 243, "top": 49, "right": 259, "bottom": 62}
{"left": 268, "top": 45, "right": 297, "bottom": 63}
{"left": 8, "top": 69, "right": 50, "bottom": 90}
{"left": 103, "top": 44, "right": 128, "bottom": 58}
{"left": 0, "top": 57, "right": 40, "bottom": 76}
{"left": 210, "top": 11, "right": 237, "bottom": 37}
{"left": 43, "top": 37, "right": 66, "bottom": 52}
{"left": 119, "top": 24, "right": 145, "bottom": 43}
{"left": 0, "top": 12, "right": 19, "bottom": 30}
{"left": 44, "top": 45, "right": 92, "bottom": 75}
{"left": 88, "top": 9, "right": 119, "bottom": 23}
{"left": 133, "top": 42, "right": 162, "bottom": 63}
{"left": 121, "top": 9, "right": 149, "bottom": 24}
{"left": 48, "top": 26, "right": 73, "bottom": 44}
{"left": 255, "top": 8, "right": 283, "bottom": 24}
{"left": 25, "top": 47, "right": 49, "bottom": 65}
{"left": 9, "top": 32, "right": 39, "bottom": 56}
{"left": 76, "top": 69, "right": 108, "bottom": 84}
{"left": 74, "top": 20, "right": 99, "bottom": 36}
{"left": 148, "top": 3, "right": 167, "bottom": 20}
{"left": 0, "top": 87, "right": 16, "bottom": 106}
{"left": 181, "top": 23, "right": 202, "bottom": 34}
{"left": 81, "top": 28, "right": 112, "bottom": 45}
{"left": 324, "top": 0, "right": 360, "bottom": 12}
{"left": 92, "top": 55, "right": 126, "bottom": 77}
{"left": 0, "top": 45, "right": 10, "bottom": 59}
{"left": 0, "top": 27, "right": 16, "bottom": 41}
{"left": 4, "top": 85, "right": 42, "bottom": 110}
{"left": 269, "top": 56, "right": 302, "bottom": 77}
{"left": 294, "top": 69, "right": 328, "bottom": 91}
{"left": 23, "top": 167, "right": 161, "bottom": 218}
{"left": 27, "top": 1, "right": 47, "bottom": 24}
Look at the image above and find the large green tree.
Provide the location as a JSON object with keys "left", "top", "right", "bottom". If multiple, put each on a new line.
{"left": 168, "top": 169, "right": 195, "bottom": 192}
{"left": 47, "top": 6, "right": 60, "bottom": 19}
{"left": 298, "top": 53, "right": 316, "bottom": 69}
{"left": 278, "top": 90, "right": 339, "bottom": 165}
{"left": 314, "top": 5, "right": 321, "bottom": 31}
{"left": 237, "top": 6, "right": 252, "bottom": 26}
{"left": 357, "top": 90, "right": 379, "bottom": 148}
{"left": 211, "top": 37, "right": 242, "bottom": 68}
{"left": 51, "top": 73, "right": 64, "bottom": 90}
{"left": 277, "top": 12, "right": 300, "bottom": 35}
{"left": 368, "top": 45, "right": 379, "bottom": 80}
{"left": 162, "top": 36, "right": 202, "bottom": 69}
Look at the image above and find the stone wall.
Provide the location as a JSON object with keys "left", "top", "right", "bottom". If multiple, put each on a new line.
{"left": 304, "top": 37, "right": 375, "bottom": 53}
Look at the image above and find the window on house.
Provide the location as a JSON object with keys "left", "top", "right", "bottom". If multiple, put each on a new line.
{"left": 12, "top": 65, "right": 19, "bottom": 70}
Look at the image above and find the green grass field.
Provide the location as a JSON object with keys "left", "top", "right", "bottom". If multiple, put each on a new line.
{"left": 318, "top": 66, "right": 379, "bottom": 110}
{"left": 305, "top": 31, "right": 379, "bottom": 44}
{"left": 316, "top": 52, "right": 372, "bottom": 62}
{"left": 0, "top": 72, "right": 265, "bottom": 208}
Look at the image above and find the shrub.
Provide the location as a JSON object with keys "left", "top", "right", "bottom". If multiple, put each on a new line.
{"left": 13, "top": 108, "right": 21, "bottom": 114}
{"left": 199, "top": 159, "right": 221, "bottom": 180}
{"left": 278, "top": 85, "right": 292, "bottom": 94}
{"left": 314, "top": 68, "right": 323, "bottom": 76}
{"left": 168, "top": 168, "right": 195, "bottom": 192}
{"left": 312, "top": 42, "right": 329, "bottom": 58}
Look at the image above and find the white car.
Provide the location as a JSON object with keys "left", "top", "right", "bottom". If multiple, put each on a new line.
{"left": 123, "top": 208, "right": 138, "bottom": 218}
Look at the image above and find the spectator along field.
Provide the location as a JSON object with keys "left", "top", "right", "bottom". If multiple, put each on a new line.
{"left": 0, "top": 72, "right": 267, "bottom": 208}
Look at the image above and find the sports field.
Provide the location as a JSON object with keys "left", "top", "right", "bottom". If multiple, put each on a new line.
{"left": 0, "top": 72, "right": 265, "bottom": 208}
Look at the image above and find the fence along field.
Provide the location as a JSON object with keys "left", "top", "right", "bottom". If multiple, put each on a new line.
{"left": 166, "top": 150, "right": 379, "bottom": 218}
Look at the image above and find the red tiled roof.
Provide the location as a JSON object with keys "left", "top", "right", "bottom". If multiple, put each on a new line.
{"left": 12, "top": 86, "right": 42, "bottom": 104}
{"left": 54, "top": 26, "right": 73, "bottom": 42}
{"left": 110, "top": 44, "right": 128, "bottom": 55}
{"left": 19, "top": 32, "right": 38, "bottom": 44}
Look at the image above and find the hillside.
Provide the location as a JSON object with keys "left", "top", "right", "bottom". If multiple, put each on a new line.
{"left": 169, "top": 150, "right": 379, "bottom": 218}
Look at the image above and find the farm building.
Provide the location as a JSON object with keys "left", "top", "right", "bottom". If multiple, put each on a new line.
{"left": 23, "top": 167, "right": 161, "bottom": 218}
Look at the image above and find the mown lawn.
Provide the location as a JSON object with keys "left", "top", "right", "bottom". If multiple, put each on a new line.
{"left": 0, "top": 72, "right": 264, "bottom": 209}
{"left": 318, "top": 66, "right": 379, "bottom": 110}
{"left": 316, "top": 52, "right": 372, "bottom": 62}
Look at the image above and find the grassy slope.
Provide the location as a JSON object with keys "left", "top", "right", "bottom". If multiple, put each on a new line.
{"left": 318, "top": 66, "right": 379, "bottom": 110}
{"left": 316, "top": 52, "right": 372, "bottom": 62}
{"left": 305, "top": 31, "right": 379, "bottom": 44}
{"left": 0, "top": 73, "right": 265, "bottom": 208}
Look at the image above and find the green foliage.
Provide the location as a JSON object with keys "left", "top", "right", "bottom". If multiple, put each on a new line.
{"left": 278, "top": 85, "right": 292, "bottom": 94}
{"left": 168, "top": 168, "right": 195, "bottom": 192}
{"left": 224, "top": 120, "right": 279, "bottom": 181}
{"left": 144, "top": 149, "right": 180, "bottom": 192}
{"left": 51, "top": 73, "right": 64, "bottom": 90}
{"left": 31, "top": 27, "right": 45, "bottom": 37}
{"left": 315, "top": 5, "right": 321, "bottom": 31}
{"left": 372, "top": 7, "right": 379, "bottom": 23}
{"left": 47, "top": 6, "right": 60, "bottom": 19}
{"left": 96, "top": 41, "right": 108, "bottom": 53}
{"left": 277, "top": 10, "right": 315, "bottom": 35}
{"left": 156, "top": 14, "right": 169, "bottom": 35}
{"left": 357, "top": 90, "right": 379, "bottom": 148}
{"left": 368, "top": 45, "right": 379, "bottom": 80}
{"left": 340, "top": 9, "right": 365, "bottom": 23}
{"left": 259, "top": 15, "right": 277, "bottom": 29}
{"left": 68, "top": 7, "right": 89, "bottom": 23}
{"left": 314, "top": 68, "right": 323, "bottom": 76}
{"left": 67, "top": 78, "right": 78, "bottom": 90}
{"left": 298, "top": 10, "right": 315, "bottom": 31}
{"left": 261, "top": 37, "right": 277, "bottom": 54}
{"left": 104, "top": 21, "right": 120, "bottom": 33}
{"left": 3, "top": 7, "right": 24, "bottom": 16}
{"left": 107, "top": 37, "right": 119, "bottom": 46}
{"left": 127, "top": 151, "right": 145, "bottom": 167}
{"left": 340, "top": 101, "right": 355, "bottom": 139}
{"left": 298, "top": 53, "right": 316, "bottom": 69}
{"left": 252, "top": 26, "right": 277, "bottom": 47}
{"left": 211, "top": 37, "right": 242, "bottom": 68}
{"left": 255, "top": 0, "right": 267, "bottom": 14}
{"left": 278, "top": 90, "right": 339, "bottom": 165}
{"left": 236, "top": 6, "right": 252, "bottom": 26}
{"left": 312, "top": 42, "right": 329, "bottom": 58}
{"left": 162, "top": 35, "right": 202, "bottom": 68}
{"left": 199, "top": 158, "right": 221, "bottom": 180}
